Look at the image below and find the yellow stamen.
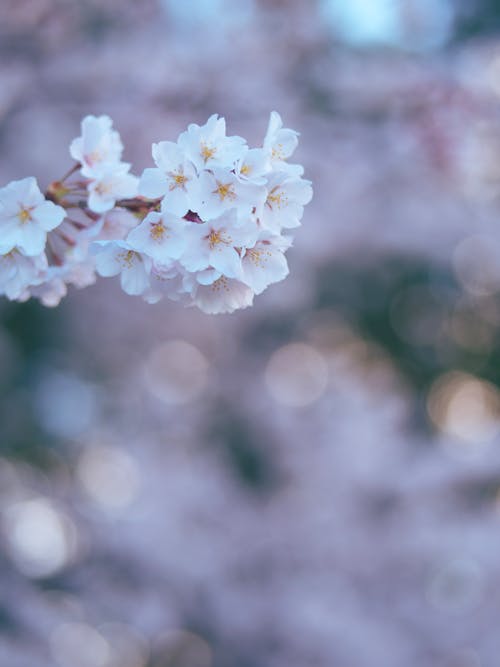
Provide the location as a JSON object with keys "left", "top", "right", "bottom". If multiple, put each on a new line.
{"left": 266, "top": 187, "right": 287, "bottom": 209}
{"left": 211, "top": 276, "right": 230, "bottom": 292}
{"left": 207, "top": 229, "right": 232, "bottom": 250}
{"left": 213, "top": 181, "right": 236, "bottom": 202}
{"left": 118, "top": 250, "right": 137, "bottom": 268}
{"left": 240, "top": 164, "right": 251, "bottom": 176}
{"left": 150, "top": 221, "right": 168, "bottom": 241}
{"left": 201, "top": 143, "right": 216, "bottom": 162}
{"left": 271, "top": 144, "right": 284, "bottom": 160}
{"left": 17, "top": 208, "right": 31, "bottom": 224}
{"left": 208, "top": 230, "right": 222, "bottom": 249}
{"left": 168, "top": 170, "right": 188, "bottom": 191}
{"left": 246, "top": 247, "right": 272, "bottom": 267}
{"left": 247, "top": 248, "right": 262, "bottom": 266}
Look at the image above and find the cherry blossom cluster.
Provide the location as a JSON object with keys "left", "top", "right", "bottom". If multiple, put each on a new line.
{"left": 0, "top": 112, "right": 312, "bottom": 313}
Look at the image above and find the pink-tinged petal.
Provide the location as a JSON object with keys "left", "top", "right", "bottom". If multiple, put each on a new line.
{"left": 0, "top": 216, "right": 23, "bottom": 253}
{"left": 128, "top": 213, "right": 187, "bottom": 262}
{"left": 114, "top": 173, "right": 138, "bottom": 199}
{"left": 121, "top": 261, "right": 149, "bottom": 295}
{"left": 273, "top": 129, "right": 299, "bottom": 159}
{"left": 194, "top": 277, "right": 253, "bottom": 314}
{"left": 264, "top": 111, "right": 283, "bottom": 145}
{"left": 1, "top": 177, "right": 43, "bottom": 210}
{"left": 0, "top": 196, "right": 19, "bottom": 217}
{"left": 286, "top": 179, "right": 313, "bottom": 205}
{"left": 126, "top": 213, "right": 160, "bottom": 251}
{"left": 210, "top": 245, "right": 243, "bottom": 279}
{"left": 164, "top": 230, "right": 187, "bottom": 260}
{"left": 180, "top": 251, "right": 210, "bottom": 273}
{"left": 152, "top": 141, "right": 184, "bottom": 170}
{"left": 161, "top": 188, "right": 190, "bottom": 217}
{"left": 81, "top": 115, "right": 112, "bottom": 152}
{"left": 196, "top": 268, "right": 220, "bottom": 285}
{"left": 242, "top": 246, "right": 288, "bottom": 294}
{"left": 18, "top": 177, "right": 44, "bottom": 207}
{"left": 138, "top": 168, "right": 169, "bottom": 199}
{"left": 94, "top": 247, "right": 123, "bottom": 277}
{"left": 17, "top": 224, "right": 46, "bottom": 256}
{"left": 32, "top": 201, "right": 65, "bottom": 231}
{"left": 69, "top": 137, "right": 84, "bottom": 163}
{"left": 88, "top": 190, "right": 115, "bottom": 214}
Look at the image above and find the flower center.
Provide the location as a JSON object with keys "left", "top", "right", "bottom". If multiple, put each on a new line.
{"left": 17, "top": 208, "right": 32, "bottom": 224}
{"left": 211, "top": 276, "right": 229, "bottom": 292}
{"left": 213, "top": 181, "right": 236, "bottom": 202}
{"left": 207, "top": 229, "right": 231, "bottom": 249}
{"left": 118, "top": 250, "right": 137, "bottom": 268}
{"left": 201, "top": 143, "right": 216, "bottom": 162}
{"left": 240, "top": 164, "right": 251, "bottom": 176}
{"left": 266, "top": 187, "right": 287, "bottom": 209}
{"left": 247, "top": 248, "right": 262, "bottom": 266}
{"left": 85, "top": 149, "right": 102, "bottom": 166}
{"left": 168, "top": 169, "right": 188, "bottom": 191}
{"left": 150, "top": 221, "right": 168, "bottom": 241}
{"left": 271, "top": 144, "right": 284, "bottom": 160}
{"left": 95, "top": 182, "right": 112, "bottom": 196}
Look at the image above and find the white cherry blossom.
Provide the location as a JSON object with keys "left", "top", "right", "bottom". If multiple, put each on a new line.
{"left": 0, "top": 249, "right": 47, "bottom": 300}
{"left": 193, "top": 168, "right": 266, "bottom": 220}
{"left": 180, "top": 210, "right": 257, "bottom": 279}
{"left": 177, "top": 114, "right": 246, "bottom": 171}
{"left": 70, "top": 115, "right": 123, "bottom": 178}
{"left": 87, "top": 164, "right": 138, "bottom": 214}
{"left": 93, "top": 241, "right": 151, "bottom": 296}
{"left": 138, "top": 141, "right": 198, "bottom": 216}
{"left": 127, "top": 208, "right": 188, "bottom": 263}
{"left": 0, "top": 110, "right": 311, "bottom": 313}
{"left": 260, "top": 171, "right": 313, "bottom": 232}
{"left": 92, "top": 208, "right": 138, "bottom": 241}
{"left": 145, "top": 261, "right": 189, "bottom": 304}
{"left": 263, "top": 111, "right": 299, "bottom": 164}
{"left": 235, "top": 148, "right": 270, "bottom": 185}
{"left": 241, "top": 234, "right": 291, "bottom": 295}
{"left": 185, "top": 269, "right": 254, "bottom": 314}
{"left": 0, "top": 177, "right": 65, "bottom": 256}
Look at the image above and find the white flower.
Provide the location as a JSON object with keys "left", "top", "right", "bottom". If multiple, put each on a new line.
{"left": 94, "top": 208, "right": 138, "bottom": 241}
{"left": 70, "top": 115, "right": 123, "bottom": 178}
{"left": 29, "top": 268, "right": 68, "bottom": 307}
{"left": 0, "top": 249, "right": 47, "bottom": 300}
{"left": 93, "top": 240, "right": 151, "bottom": 295}
{"left": 263, "top": 111, "right": 299, "bottom": 164}
{"left": 145, "top": 261, "right": 189, "bottom": 304}
{"left": 185, "top": 269, "right": 254, "bottom": 314}
{"left": 0, "top": 110, "right": 311, "bottom": 314}
{"left": 259, "top": 171, "right": 313, "bottom": 232}
{"left": 0, "top": 177, "right": 65, "bottom": 256}
{"left": 87, "top": 164, "right": 138, "bottom": 214}
{"left": 241, "top": 234, "right": 291, "bottom": 295}
{"left": 126, "top": 208, "right": 188, "bottom": 263}
{"left": 28, "top": 254, "right": 97, "bottom": 306}
{"left": 177, "top": 114, "right": 246, "bottom": 171}
{"left": 235, "top": 148, "right": 270, "bottom": 185}
{"left": 138, "top": 141, "right": 198, "bottom": 216}
{"left": 193, "top": 168, "right": 266, "bottom": 220}
{"left": 180, "top": 210, "right": 257, "bottom": 278}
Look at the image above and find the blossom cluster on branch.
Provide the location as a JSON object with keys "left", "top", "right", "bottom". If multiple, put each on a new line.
{"left": 0, "top": 112, "right": 312, "bottom": 313}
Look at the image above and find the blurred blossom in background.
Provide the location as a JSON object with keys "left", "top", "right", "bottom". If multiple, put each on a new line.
{"left": 4, "top": 1, "right": 500, "bottom": 666}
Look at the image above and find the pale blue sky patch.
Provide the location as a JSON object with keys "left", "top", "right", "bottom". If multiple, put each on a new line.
{"left": 319, "top": 0, "right": 455, "bottom": 52}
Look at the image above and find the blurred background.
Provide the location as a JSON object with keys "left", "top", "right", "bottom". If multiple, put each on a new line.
{"left": 2, "top": 1, "right": 500, "bottom": 665}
